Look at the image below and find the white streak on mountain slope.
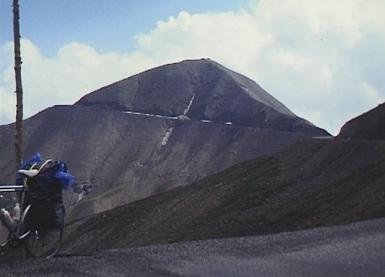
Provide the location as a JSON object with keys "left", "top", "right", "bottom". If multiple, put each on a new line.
{"left": 123, "top": 111, "right": 178, "bottom": 120}
{"left": 183, "top": 95, "right": 195, "bottom": 115}
{"left": 161, "top": 127, "right": 174, "bottom": 146}
{"left": 77, "top": 192, "right": 86, "bottom": 203}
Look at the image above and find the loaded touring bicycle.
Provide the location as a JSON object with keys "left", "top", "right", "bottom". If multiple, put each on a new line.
{"left": 0, "top": 153, "right": 75, "bottom": 258}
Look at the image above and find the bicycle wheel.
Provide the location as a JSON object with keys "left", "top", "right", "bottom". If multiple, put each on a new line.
{"left": 20, "top": 204, "right": 63, "bottom": 258}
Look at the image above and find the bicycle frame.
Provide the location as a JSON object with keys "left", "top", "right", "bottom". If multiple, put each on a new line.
{"left": 0, "top": 184, "right": 25, "bottom": 215}
{"left": 0, "top": 183, "right": 30, "bottom": 252}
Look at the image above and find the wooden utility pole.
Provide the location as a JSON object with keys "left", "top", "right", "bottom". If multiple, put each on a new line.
{"left": 13, "top": 0, "right": 23, "bottom": 171}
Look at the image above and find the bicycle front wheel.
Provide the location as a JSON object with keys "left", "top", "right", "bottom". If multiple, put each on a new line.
{"left": 20, "top": 205, "right": 63, "bottom": 258}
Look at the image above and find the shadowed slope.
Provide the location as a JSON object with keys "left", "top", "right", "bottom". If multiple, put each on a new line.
{"left": 0, "top": 105, "right": 311, "bottom": 220}
{"left": 61, "top": 137, "right": 385, "bottom": 255}
{"left": 338, "top": 102, "right": 385, "bottom": 140}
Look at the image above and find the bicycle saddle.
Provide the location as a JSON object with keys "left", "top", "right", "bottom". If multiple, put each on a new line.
{"left": 17, "top": 169, "right": 39, "bottom": 177}
{"left": 17, "top": 159, "right": 54, "bottom": 178}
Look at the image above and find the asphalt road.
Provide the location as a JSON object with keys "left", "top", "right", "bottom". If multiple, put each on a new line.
{"left": 1, "top": 218, "right": 384, "bottom": 276}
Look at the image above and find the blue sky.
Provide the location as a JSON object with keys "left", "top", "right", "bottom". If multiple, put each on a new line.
{"left": 1, "top": 0, "right": 384, "bottom": 135}
{"left": 0, "top": 0, "right": 250, "bottom": 55}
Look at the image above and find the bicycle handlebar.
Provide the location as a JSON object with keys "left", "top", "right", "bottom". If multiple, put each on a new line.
{"left": 0, "top": 185, "right": 24, "bottom": 192}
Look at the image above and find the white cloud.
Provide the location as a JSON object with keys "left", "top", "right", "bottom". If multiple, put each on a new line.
{"left": 0, "top": 39, "right": 156, "bottom": 125}
{"left": 1, "top": 0, "right": 385, "bottom": 135}
{"left": 133, "top": 1, "right": 385, "bottom": 134}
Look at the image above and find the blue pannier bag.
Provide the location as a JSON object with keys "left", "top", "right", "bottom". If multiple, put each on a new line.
{"left": 20, "top": 152, "right": 43, "bottom": 170}
{"left": 21, "top": 153, "right": 75, "bottom": 229}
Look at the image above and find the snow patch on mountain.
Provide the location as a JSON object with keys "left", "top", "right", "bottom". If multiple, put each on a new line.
{"left": 183, "top": 95, "right": 195, "bottom": 115}
{"left": 161, "top": 127, "right": 174, "bottom": 146}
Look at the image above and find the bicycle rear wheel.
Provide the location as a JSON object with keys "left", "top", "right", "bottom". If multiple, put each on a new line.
{"left": 20, "top": 205, "right": 63, "bottom": 258}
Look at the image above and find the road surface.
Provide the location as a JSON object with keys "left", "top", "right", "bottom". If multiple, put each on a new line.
{"left": 0, "top": 218, "right": 384, "bottom": 276}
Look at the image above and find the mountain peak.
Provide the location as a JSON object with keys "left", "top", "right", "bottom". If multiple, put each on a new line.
{"left": 76, "top": 59, "right": 328, "bottom": 135}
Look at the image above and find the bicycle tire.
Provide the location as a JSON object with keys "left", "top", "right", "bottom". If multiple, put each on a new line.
{"left": 20, "top": 204, "right": 63, "bottom": 258}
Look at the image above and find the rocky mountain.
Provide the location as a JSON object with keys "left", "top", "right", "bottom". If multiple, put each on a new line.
{"left": 76, "top": 59, "right": 326, "bottom": 134}
{"left": 0, "top": 59, "right": 328, "bottom": 220}
{"left": 338, "top": 102, "right": 385, "bottom": 140}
